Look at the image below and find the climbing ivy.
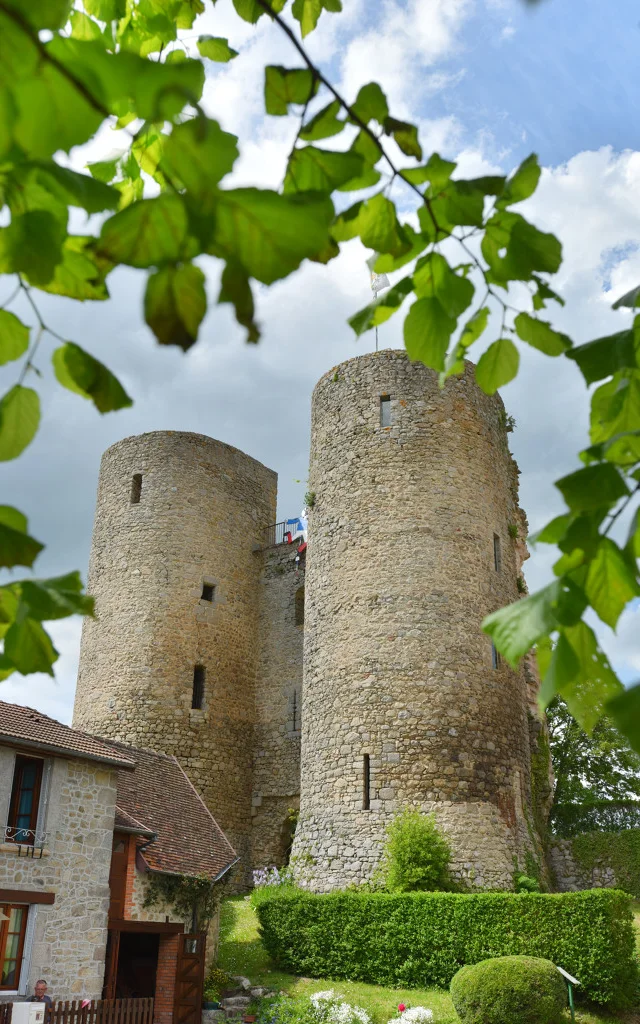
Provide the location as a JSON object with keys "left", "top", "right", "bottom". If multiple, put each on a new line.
{"left": 569, "top": 830, "right": 640, "bottom": 899}
{"left": 143, "top": 871, "right": 228, "bottom": 930}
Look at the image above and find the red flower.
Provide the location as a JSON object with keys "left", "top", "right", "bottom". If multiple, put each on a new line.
{"left": 398, "top": 1005, "right": 406, "bottom": 1013}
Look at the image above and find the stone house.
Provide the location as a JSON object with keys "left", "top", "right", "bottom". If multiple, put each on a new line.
{"left": 0, "top": 701, "right": 236, "bottom": 1023}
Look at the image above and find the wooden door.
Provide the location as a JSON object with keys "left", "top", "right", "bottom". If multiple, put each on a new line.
{"left": 103, "top": 930, "right": 120, "bottom": 999}
{"left": 173, "top": 934, "right": 205, "bottom": 1024}
{"left": 108, "top": 834, "right": 128, "bottom": 921}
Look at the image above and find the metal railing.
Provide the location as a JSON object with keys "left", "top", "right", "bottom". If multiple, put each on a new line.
{"left": 2, "top": 825, "right": 49, "bottom": 848}
{"left": 261, "top": 521, "right": 289, "bottom": 548}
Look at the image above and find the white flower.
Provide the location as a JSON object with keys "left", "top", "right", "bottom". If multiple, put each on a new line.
{"left": 311, "top": 990, "right": 338, "bottom": 1006}
{"left": 401, "top": 1009, "right": 433, "bottom": 1023}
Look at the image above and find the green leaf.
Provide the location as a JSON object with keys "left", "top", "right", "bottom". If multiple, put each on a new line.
{"left": 584, "top": 538, "right": 640, "bottom": 629}
{"left": 98, "top": 195, "right": 189, "bottom": 268}
{"left": 531, "top": 274, "right": 565, "bottom": 310}
{"left": 211, "top": 189, "right": 334, "bottom": 285}
{"left": 13, "top": 61, "right": 103, "bottom": 159}
{"left": 402, "top": 153, "right": 456, "bottom": 189}
{"left": 404, "top": 297, "right": 456, "bottom": 372}
{"left": 0, "top": 386, "right": 40, "bottom": 461}
{"left": 284, "top": 147, "right": 363, "bottom": 193}
{"left": 431, "top": 180, "right": 485, "bottom": 231}
{"left": 197, "top": 35, "right": 238, "bottom": 61}
{"left": 612, "top": 284, "right": 640, "bottom": 310}
{"left": 348, "top": 276, "right": 414, "bottom": 337}
{"left": 475, "top": 338, "right": 519, "bottom": 395}
{"left": 625, "top": 506, "right": 640, "bottom": 560}
{"left": 30, "top": 236, "right": 113, "bottom": 301}
{"left": 24, "top": 161, "right": 120, "bottom": 214}
{"left": 555, "top": 464, "right": 629, "bottom": 512}
{"left": 372, "top": 225, "right": 428, "bottom": 274}
{"left": 590, "top": 375, "right": 640, "bottom": 451}
{"left": 482, "top": 212, "right": 562, "bottom": 286}
{"left": 0, "top": 508, "right": 43, "bottom": 570}
{"left": 264, "top": 66, "right": 318, "bottom": 115}
{"left": 336, "top": 130, "right": 381, "bottom": 191}
{"left": 351, "top": 83, "right": 388, "bottom": 125}
{"left": 70, "top": 10, "right": 103, "bottom": 40}
{"left": 291, "top": 0, "right": 341, "bottom": 37}
{"left": 332, "top": 194, "right": 409, "bottom": 257}
{"left": 232, "top": 0, "right": 277, "bottom": 22}
{"left": 0, "top": 211, "right": 66, "bottom": 286}
{"left": 87, "top": 157, "right": 120, "bottom": 184}
{"left": 444, "top": 306, "right": 491, "bottom": 377}
{"left": 529, "top": 514, "right": 572, "bottom": 546}
{"left": 3, "top": 617, "right": 59, "bottom": 676}
{"left": 483, "top": 582, "right": 562, "bottom": 667}
{"left": 607, "top": 684, "right": 640, "bottom": 755}
{"left": 383, "top": 117, "right": 422, "bottom": 160}
{"left": 218, "top": 261, "right": 259, "bottom": 344}
{"left": 144, "top": 263, "right": 207, "bottom": 350}
{"left": 52, "top": 342, "right": 132, "bottom": 413}
{"left": 557, "top": 622, "right": 624, "bottom": 732}
{"left": 299, "top": 100, "right": 344, "bottom": 141}
{"left": 163, "top": 118, "right": 239, "bottom": 201}
{"left": 413, "top": 253, "right": 474, "bottom": 318}
{"left": 3, "top": 0, "right": 72, "bottom": 30}
{"left": 514, "top": 312, "right": 572, "bottom": 356}
{"left": 498, "top": 153, "right": 541, "bottom": 207}
{"left": 84, "top": 0, "right": 126, "bottom": 18}
{"left": 566, "top": 329, "right": 639, "bottom": 384}
{"left": 0, "top": 311, "right": 29, "bottom": 366}
{"left": 20, "top": 571, "right": 94, "bottom": 622}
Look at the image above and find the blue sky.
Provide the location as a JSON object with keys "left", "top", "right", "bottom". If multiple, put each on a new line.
{"left": 433, "top": 0, "right": 640, "bottom": 166}
{"left": 1, "top": 0, "right": 639, "bottom": 719}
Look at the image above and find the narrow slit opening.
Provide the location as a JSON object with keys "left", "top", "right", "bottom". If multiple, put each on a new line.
{"left": 493, "top": 533, "right": 501, "bottom": 572}
{"left": 362, "top": 754, "right": 370, "bottom": 810}
{"left": 380, "top": 395, "right": 392, "bottom": 427}
{"left": 130, "top": 473, "right": 142, "bottom": 505}
{"left": 192, "top": 665, "right": 205, "bottom": 709}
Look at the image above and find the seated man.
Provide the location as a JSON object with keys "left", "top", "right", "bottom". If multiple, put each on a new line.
{"left": 28, "top": 980, "right": 52, "bottom": 1008}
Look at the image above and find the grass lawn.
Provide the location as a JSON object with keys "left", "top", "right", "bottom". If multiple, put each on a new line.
{"left": 216, "top": 896, "right": 640, "bottom": 1024}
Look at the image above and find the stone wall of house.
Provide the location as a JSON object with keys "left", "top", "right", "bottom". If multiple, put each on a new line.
{"left": 252, "top": 543, "right": 304, "bottom": 871}
{"left": 0, "top": 747, "right": 116, "bottom": 1001}
{"left": 550, "top": 839, "right": 619, "bottom": 892}
{"left": 72, "top": 432, "right": 277, "bottom": 881}
{"left": 292, "top": 350, "right": 542, "bottom": 891}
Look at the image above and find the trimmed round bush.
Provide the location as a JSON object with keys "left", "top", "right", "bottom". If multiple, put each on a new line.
{"left": 450, "top": 956, "right": 567, "bottom": 1024}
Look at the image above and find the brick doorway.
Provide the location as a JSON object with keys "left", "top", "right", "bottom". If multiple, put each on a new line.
{"left": 115, "top": 932, "right": 159, "bottom": 998}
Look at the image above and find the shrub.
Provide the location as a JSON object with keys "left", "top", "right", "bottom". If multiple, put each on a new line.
{"left": 203, "top": 965, "right": 231, "bottom": 1000}
{"left": 513, "top": 873, "right": 541, "bottom": 893}
{"left": 450, "top": 956, "right": 567, "bottom": 1024}
{"left": 255, "top": 888, "right": 637, "bottom": 1007}
{"left": 381, "top": 809, "right": 452, "bottom": 892}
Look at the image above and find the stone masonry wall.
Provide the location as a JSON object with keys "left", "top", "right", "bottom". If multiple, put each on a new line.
{"left": 0, "top": 746, "right": 116, "bottom": 1001}
{"left": 73, "top": 432, "right": 277, "bottom": 882}
{"left": 292, "top": 350, "right": 540, "bottom": 891}
{"left": 252, "top": 544, "right": 304, "bottom": 871}
{"left": 550, "top": 840, "right": 618, "bottom": 892}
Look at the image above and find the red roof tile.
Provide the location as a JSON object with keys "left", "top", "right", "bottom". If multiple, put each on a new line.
{"left": 0, "top": 701, "right": 135, "bottom": 767}
{"left": 110, "top": 741, "right": 237, "bottom": 880}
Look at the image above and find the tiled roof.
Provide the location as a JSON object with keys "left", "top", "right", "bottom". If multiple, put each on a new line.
{"left": 110, "top": 741, "right": 237, "bottom": 880}
{"left": 0, "top": 701, "right": 135, "bottom": 767}
{"left": 114, "top": 806, "right": 155, "bottom": 837}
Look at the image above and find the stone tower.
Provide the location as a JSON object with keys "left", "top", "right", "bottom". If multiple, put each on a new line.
{"left": 292, "top": 350, "right": 540, "bottom": 891}
{"left": 72, "top": 431, "right": 279, "bottom": 871}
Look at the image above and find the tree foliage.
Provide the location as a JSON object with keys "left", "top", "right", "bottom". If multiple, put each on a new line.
{"left": 548, "top": 696, "right": 640, "bottom": 806}
{"left": 0, "top": 0, "right": 638, "bottom": 756}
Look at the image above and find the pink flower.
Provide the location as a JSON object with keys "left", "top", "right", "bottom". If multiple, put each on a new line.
{"left": 398, "top": 1005, "right": 406, "bottom": 1014}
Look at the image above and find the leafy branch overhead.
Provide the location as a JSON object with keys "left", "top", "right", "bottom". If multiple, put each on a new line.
{"left": 0, "top": 0, "right": 638, "bottom": 759}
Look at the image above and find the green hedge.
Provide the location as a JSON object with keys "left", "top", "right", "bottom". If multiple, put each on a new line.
{"left": 255, "top": 888, "right": 637, "bottom": 1008}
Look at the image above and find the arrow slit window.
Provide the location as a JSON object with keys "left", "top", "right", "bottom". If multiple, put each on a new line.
{"left": 380, "top": 395, "right": 392, "bottom": 427}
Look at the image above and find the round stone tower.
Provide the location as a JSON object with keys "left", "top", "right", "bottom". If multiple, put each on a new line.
{"left": 73, "top": 431, "right": 277, "bottom": 871}
{"left": 292, "top": 350, "right": 539, "bottom": 891}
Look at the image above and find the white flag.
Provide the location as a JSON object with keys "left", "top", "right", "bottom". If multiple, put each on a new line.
{"left": 366, "top": 253, "right": 390, "bottom": 295}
